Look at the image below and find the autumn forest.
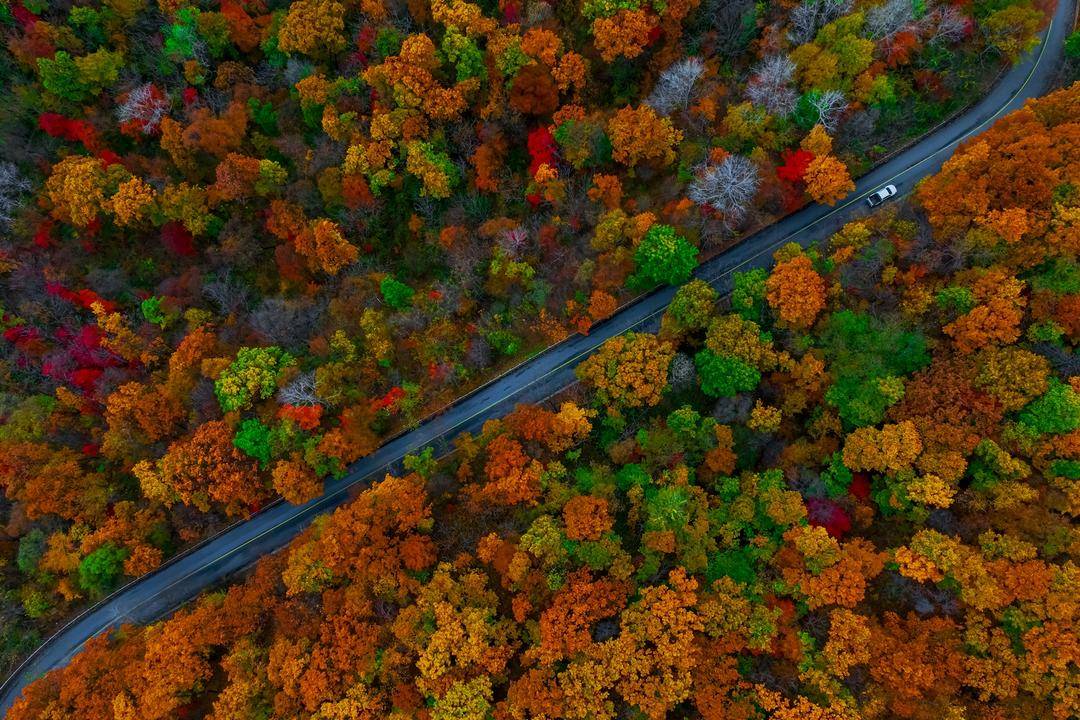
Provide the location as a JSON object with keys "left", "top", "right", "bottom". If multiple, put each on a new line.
{"left": 1, "top": 0, "right": 1079, "bottom": 717}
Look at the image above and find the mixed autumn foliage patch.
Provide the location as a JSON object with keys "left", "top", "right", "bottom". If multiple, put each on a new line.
{"left": 0, "top": 0, "right": 1056, "bottom": 669}
{"left": 6, "top": 83, "right": 1080, "bottom": 720}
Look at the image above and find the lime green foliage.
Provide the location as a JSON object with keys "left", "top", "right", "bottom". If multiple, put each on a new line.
{"left": 215, "top": 346, "right": 296, "bottom": 413}
{"left": 818, "top": 310, "right": 928, "bottom": 427}
{"left": 1030, "top": 258, "right": 1080, "bottom": 295}
{"left": 234, "top": 418, "right": 274, "bottom": 467}
{"left": 248, "top": 98, "right": 280, "bottom": 135}
{"left": 817, "top": 13, "right": 874, "bottom": 81}
{"left": 519, "top": 515, "right": 569, "bottom": 577}
{"left": 21, "top": 588, "right": 52, "bottom": 619}
{"left": 666, "top": 280, "right": 718, "bottom": 332}
{"left": 39, "top": 48, "right": 124, "bottom": 101}
{"left": 553, "top": 120, "right": 614, "bottom": 170}
{"left": 864, "top": 74, "right": 897, "bottom": 107}
{"left": 141, "top": 296, "right": 167, "bottom": 327}
{"left": 1018, "top": 379, "right": 1080, "bottom": 435}
{"left": 495, "top": 42, "right": 530, "bottom": 77}
{"left": 631, "top": 224, "right": 699, "bottom": 288}
{"left": 935, "top": 286, "right": 976, "bottom": 314}
{"left": 197, "top": 11, "right": 232, "bottom": 58}
{"left": 665, "top": 406, "right": 717, "bottom": 452}
{"left": 644, "top": 483, "right": 690, "bottom": 529}
{"left": 820, "top": 452, "right": 853, "bottom": 498}
{"left": 442, "top": 30, "right": 485, "bottom": 82}
{"left": 731, "top": 268, "right": 769, "bottom": 322}
{"left": 404, "top": 447, "right": 438, "bottom": 479}
{"left": 78, "top": 543, "right": 130, "bottom": 597}
{"left": 1048, "top": 459, "right": 1080, "bottom": 479}
{"left": 615, "top": 463, "right": 652, "bottom": 491}
{"left": 164, "top": 7, "right": 201, "bottom": 59}
{"left": 75, "top": 49, "right": 123, "bottom": 90}
{"left": 580, "top": 0, "right": 666, "bottom": 19}
{"left": 380, "top": 276, "right": 414, "bottom": 310}
{"left": 37, "top": 52, "right": 87, "bottom": 102}
{"left": 406, "top": 141, "right": 460, "bottom": 199}
{"left": 68, "top": 7, "right": 107, "bottom": 46}
{"left": 375, "top": 27, "right": 404, "bottom": 59}
{"left": 581, "top": 0, "right": 640, "bottom": 19}
{"left": 967, "top": 439, "right": 1030, "bottom": 490}
{"left": 486, "top": 329, "right": 521, "bottom": 356}
{"left": 1026, "top": 320, "right": 1065, "bottom": 344}
{"left": 694, "top": 350, "right": 761, "bottom": 397}
{"left": 982, "top": 2, "right": 1044, "bottom": 61}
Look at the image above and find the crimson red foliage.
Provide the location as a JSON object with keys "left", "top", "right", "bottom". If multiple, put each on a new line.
{"left": 527, "top": 126, "right": 557, "bottom": 175}
{"left": 777, "top": 149, "right": 814, "bottom": 183}
{"left": 372, "top": 386, "right": 406, "bottom": 411}
{"left": 161, "top": 222, "right": 197, "bottom": 256}
{"left": 806, "top": 497, "right": 852, "bottom": 539}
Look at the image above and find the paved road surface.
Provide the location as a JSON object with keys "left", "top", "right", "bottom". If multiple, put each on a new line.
{"left": 1, "top": 3, "right": 1074, "bottom": 712}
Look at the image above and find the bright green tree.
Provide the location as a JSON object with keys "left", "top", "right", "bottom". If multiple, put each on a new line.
{"left": 215, "top": 346, "right": 295, "bottom": 413}
{"left": 665, "top": 279, "right": 718, "bottom": 332}
{"left": 1018, "top": 379, "right": 1080, "bottom": 435}
{"left": 78, "top": 543, "right": 130, "bottom": 597}
{"left": 37, "top": 52, "right": 88, "bottom": 102}
{"left": 632, "top": 224, "right": 699, "bottom": 288}
{"left": 381, "top": 276, "right": 415, "bottom": 310}
{"left": 695, "top": 350, "right": 761, "bottom": 397}
{"left": 234, "top": 418, "right": 274, "bottom": 467}
{"left": 731, "top": 268, "right": 769, "bottom": 322}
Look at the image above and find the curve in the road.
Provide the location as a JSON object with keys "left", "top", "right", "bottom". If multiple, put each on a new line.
{"left": 1, "top": 3, "right": 1074, "bottom": 713}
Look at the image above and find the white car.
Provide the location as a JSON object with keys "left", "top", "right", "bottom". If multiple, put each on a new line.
{"left": 866, "top": 184, "right": 898, "bottom": 207}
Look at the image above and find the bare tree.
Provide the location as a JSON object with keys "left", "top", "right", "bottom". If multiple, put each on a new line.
{"left": 646, "top": 57, "right": 706, "bottom": 114}
{"left": 928, "top": 5, "right": 969, "bottom": 45}
{"left": 202, "top": 272, "right": 250, "bottom": 315}
{"left": 278, "top": 371, "right": 321, "bottom": 406}
{"left": 745, "top": 55, "right": 799, "bottom": 115}
{"left": 708, "top": 0, "right": 757, "bottom": 55}
{"left": 788, "top": 0, "right": 853, "bottom": 43}
{"left": 865, "top": 0, "right": 914, "bottom": 39}
{"left": 116, "top": 83, "right": 170, "bottom": 134}
{"left": 688, "top": 155, "right": 761, "bottom": 224}
{"left": 498, "top": 226, "right": 530, "bottom": 259}
{"left": 1033, "top": 343, "right": 1080, "bottom": 378}
{"left": 668, "top": 353, "right": 697, "bottom": 389}
{"left": 712, "top": 393, "right": 754, "bottom": 424}
{"left": 249, "top": 298, "right": 322, "bottom": 350}
{"left": 525, "top": 0, "right": 553, "bottom": 24}
{"left": 0, "top": 163, "right": 30, "bottom": 228}
{"left": 746, "top": 81, "right": 798, "bottom": 116}
{"left": 464, "top": 336, "right": 492, "bottom": 369}
{"left": 811, "top": 89, "right": 848, "bottom": 133}
{"left": 253, "top": 60, "right": 285, "bottom": 89}
{"left": 836, "top": 107, "right": 880, "bottom": 151}
{"left": 446, "top": 238, "right": 488, "bottom": 293}
{"left": 752, "top": 54, "right": 796, "bottom": 86}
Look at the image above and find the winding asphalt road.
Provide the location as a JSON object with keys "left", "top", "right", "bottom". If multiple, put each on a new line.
{"left": 1, "top": 3, "right": 1074, "bottom": 713}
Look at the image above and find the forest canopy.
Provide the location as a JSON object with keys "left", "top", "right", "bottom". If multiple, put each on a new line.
{"left": 0, "top": 0, "right": 1054, "bottom": 672}
{"left": 5, "top": 82, "right": 1080, "bottom": 720}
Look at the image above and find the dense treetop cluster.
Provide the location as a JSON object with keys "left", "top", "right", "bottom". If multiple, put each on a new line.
{"left": 5, "top": 82, "right": 1079, "bottom": 720}
{"left": 0, "top": 0, "right": 1061, "bottom": 683}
